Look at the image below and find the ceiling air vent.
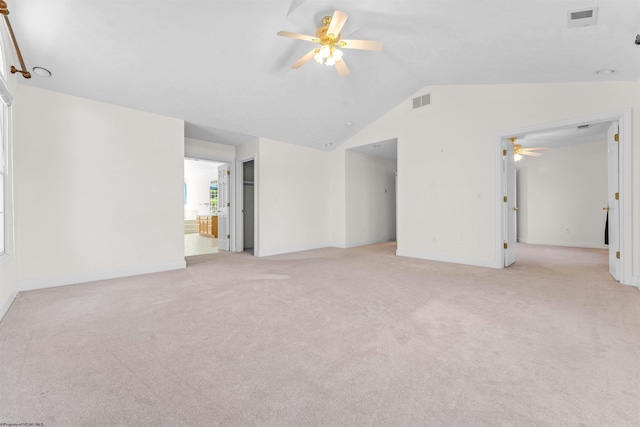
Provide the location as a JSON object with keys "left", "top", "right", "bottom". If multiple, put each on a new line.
{"left": 412, "top": 93, "right": 431, "bottom": 109}
{"left": 568, "top": 7, "right": 598, "bottom": 27}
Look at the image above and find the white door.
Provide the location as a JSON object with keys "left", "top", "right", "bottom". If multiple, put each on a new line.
{"left": 217, "top": 164, "right": 230, "bottom": 251}
{"left": 606, "top": 122, "right": 620, "bottom": 281}
{"left": 503, "top": 139, "right": 516, "bottom": 267}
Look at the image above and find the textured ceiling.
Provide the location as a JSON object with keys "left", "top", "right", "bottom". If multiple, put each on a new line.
{"left": 8, "top": 1, "right": 640, "bottom": 151}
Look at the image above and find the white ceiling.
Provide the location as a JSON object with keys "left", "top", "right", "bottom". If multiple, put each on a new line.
{"left": 8, "top": 1, "right": 640, "bottom": 151}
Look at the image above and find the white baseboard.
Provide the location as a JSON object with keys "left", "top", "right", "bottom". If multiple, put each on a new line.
{"left": 326, "top": 241, "right": 347, "bottom": 249}
{"left": 257, "top": 242, "right": 332, "bottom": 258}
{"left": 344, "top": 238, "right": 396, "bottom": 249}
{"left": 0, "top": 285, "right": 18, "bottom": 323}
{"left": 18, "top": 260, "right": 187, "bottom": 292}
{"left": 396, "top": 249, "right": 497, "bottom": 269}
{"left": 517, "top": 239, "right": 608, "bottom": 249}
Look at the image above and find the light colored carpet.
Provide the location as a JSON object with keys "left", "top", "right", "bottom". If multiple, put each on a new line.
{"left": 1, "top": 243, "right": 639, "bottom": 426}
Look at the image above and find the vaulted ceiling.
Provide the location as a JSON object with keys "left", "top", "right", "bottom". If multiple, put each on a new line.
{"left": 8, "top": 1, "right": 640, "bottom": 151}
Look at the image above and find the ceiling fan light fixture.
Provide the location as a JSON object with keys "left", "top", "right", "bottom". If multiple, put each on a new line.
{"left": 277, "top": 10, "right": 381, "bottom": 76}
{"left": 320, "top": 45, "right": 331, "bottom": 58}
{"left": 514, "top": 153, "right": 523, "bottom": 162}
{"left": 313, "top": 46, "right": 343, "bottom": 66}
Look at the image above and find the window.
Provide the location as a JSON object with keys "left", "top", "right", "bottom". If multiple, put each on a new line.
{"left": 0, "top": 40, "right": 6, "bottom": 257}
{"left": 0, "top": 101, "right": 5, "bottom": 256}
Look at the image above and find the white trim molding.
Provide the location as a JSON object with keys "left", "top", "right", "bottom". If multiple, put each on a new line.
{"left": 18, "top": 260, "right": 186, "bottom": 292}
{"left": 0, "top": 285, "right": 17, "bottom": 322}
{"left": 396, "top": 249, "right": 496, "bottom": 269}
{"left": 346, "top": 238, "right": 396, "bottom": 249}
{"left": 257, "top": 242, "right": 332, "bottom": 258}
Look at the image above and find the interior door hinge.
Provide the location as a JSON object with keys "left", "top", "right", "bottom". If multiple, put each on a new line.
{"left": 615, "top": 192, "right": 619, "bottom": 200}
{"left": 502, "top": 149, "right": 507, "bottom": 156}
{"left": 503, "top": 196, "right": 508, "bottom": 203}
{"left": 227, "top": 234, "right": 230, "bottom": 239}
{"left": 616, "top": 251, "right": 620, "bottom": 259}
{"left": 504, "top": 242, "right": 508, "bottom": 249}
{"left": 614, "top": 133, "right": 619, "bottom": 142}
{"left": 227, "top": 170, "right": 230, "bottom": 175}
{"left": 227, "top": 202, "right": 230, "bottom": 207}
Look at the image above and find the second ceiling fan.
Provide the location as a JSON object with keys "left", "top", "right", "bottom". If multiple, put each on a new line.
{"left": 277, "top": 10, "right": 382, "bottom": 76}
{"left": 510, "top": 137, "right": 548, "bottom": 161}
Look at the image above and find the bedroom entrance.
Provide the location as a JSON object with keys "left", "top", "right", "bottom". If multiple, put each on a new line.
{"left": 183, "top": 158, "right": 230, "bottom": 256}
{"left": 497, "top": 110, "right": 632, "bottom": 286}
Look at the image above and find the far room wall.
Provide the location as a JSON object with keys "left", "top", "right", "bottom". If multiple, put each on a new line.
{"left": 345, "top": 150, "right": 396, "bottom": 247}
{"left": 184, "top": 162, "right": 220, "bottom": 220}
{"left": 517, "top": 140, "right": 608, "bottom": 248}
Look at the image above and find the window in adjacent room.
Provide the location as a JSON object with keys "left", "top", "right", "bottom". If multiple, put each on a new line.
{"left": 210, "top": 181, "right": 218, "bottom": 214}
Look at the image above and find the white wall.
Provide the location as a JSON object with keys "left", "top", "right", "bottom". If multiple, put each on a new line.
{"left": 257, "top": 138, "right": 330, "bottom": 256}
{"left": 517, "top": 141, "right": 608, "bottom": 248}
{"left": 14, "top": 85, "right": 185, "bottom": 290}
{"left": 185, "top": 170, "right": 217, "bottom": 217}
{"left": 338, "top": 82, "right": 640, "bottom": 272}
{"left": 345, "top": 150, "right": 396, "bottom": 247}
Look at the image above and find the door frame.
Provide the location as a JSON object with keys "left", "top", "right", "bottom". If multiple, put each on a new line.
{"left": 495, "top": 109, "right": 632, "bottom": 286}
{"left": 184, "top": 156, "right": 237, "bottom": 252}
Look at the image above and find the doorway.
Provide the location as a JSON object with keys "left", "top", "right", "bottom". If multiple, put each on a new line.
{"left": 346, "top": 138, "right": 398, "bottom": 248}
{"left": 497, "top": 110, "right": 632, "bottom": 286}
{"left": 183, "top": 158, "right": 228, "bottom": 256}
{"left": 243, "top": 160, "right": 255, "bottom": 254}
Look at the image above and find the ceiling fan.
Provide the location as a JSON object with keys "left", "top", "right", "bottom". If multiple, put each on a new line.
{"left": 277, "top": 10, "right": 382, "bottom": 77}
{"left": 510, "top": 137, "right": 548, "bottom": 161}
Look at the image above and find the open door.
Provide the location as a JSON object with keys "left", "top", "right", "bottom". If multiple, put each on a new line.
{"left": 503, "top": 138, "right": 516, "bottom": 267}
{"left": 606, "top": 122, "right": 620, "bottom": 281}
{"left": 217, "top": 163, "right": 230, "bottom": 251}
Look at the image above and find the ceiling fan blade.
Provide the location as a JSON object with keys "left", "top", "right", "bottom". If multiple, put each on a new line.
{"left": 327, "top": 10, "right": 348, "bottom": 38}
{"left": 291, "top": 49, "right": 317, "bottom": 69}
{"left": 522, "top": 147, "right": 549, "bottom": 151}
{"left": 335, "top": 58, "right": 350, "bottom": 77}
{"left": 277, "top": 31, "right": 318, "bottom": 43}
{"left": 339, "top": 39, "right": 382, "bottom": 51}
{"left": 523, "top": 151, "right": 543, "bottom": 157}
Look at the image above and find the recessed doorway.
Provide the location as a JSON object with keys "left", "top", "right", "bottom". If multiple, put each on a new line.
{"left": 184, "top": 158, "right": 226, "bottom": 256}
{"left": 497, "top": 110, "right": 632, "bottom": 286}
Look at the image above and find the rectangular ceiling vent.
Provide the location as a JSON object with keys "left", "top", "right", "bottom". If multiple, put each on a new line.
{"left": 568, "top": 7, "right": 598, "bottom": 27}
{"left": 412, "top": 93, "right": 431, "bottom": 109}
